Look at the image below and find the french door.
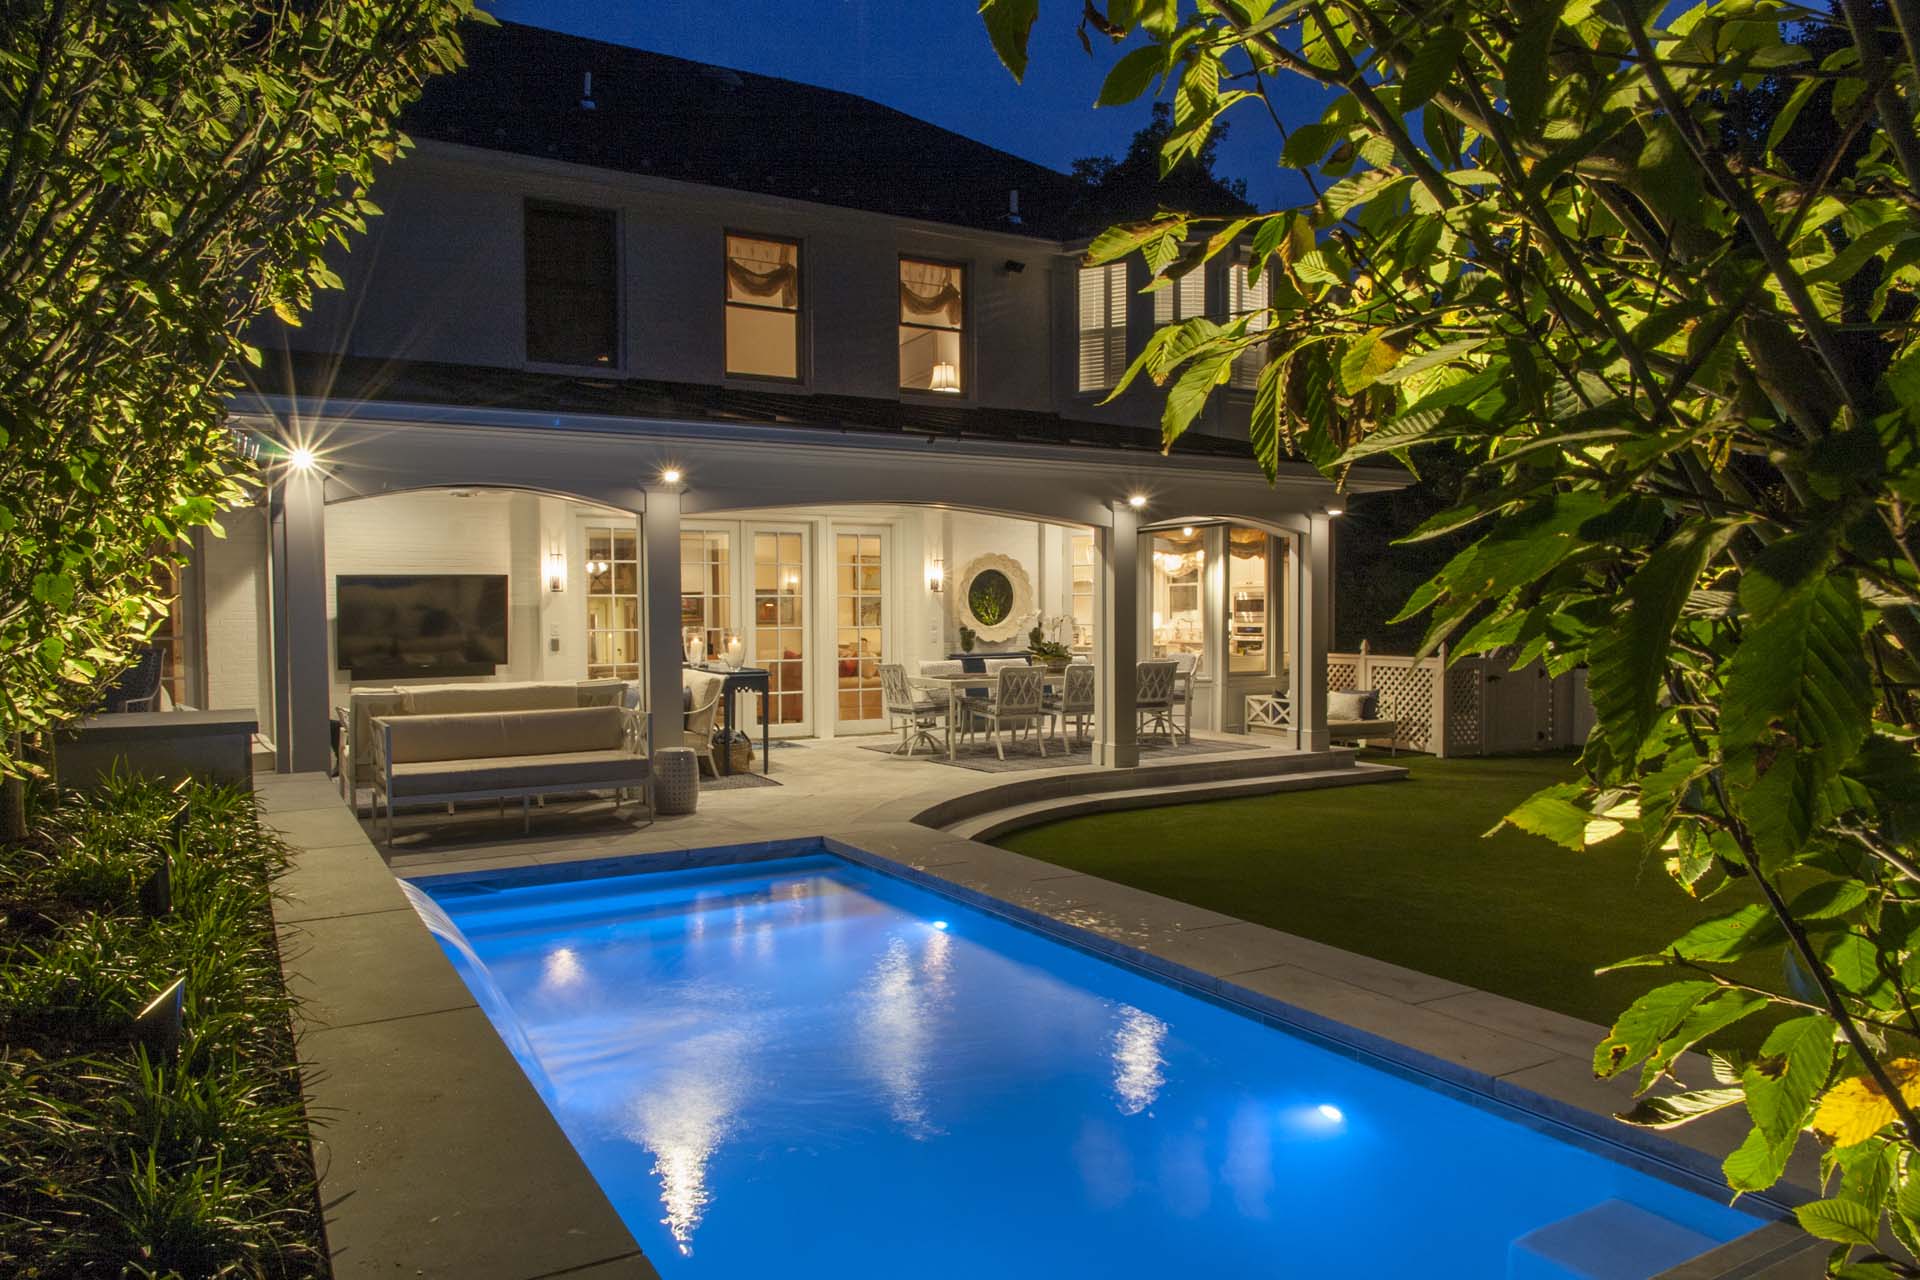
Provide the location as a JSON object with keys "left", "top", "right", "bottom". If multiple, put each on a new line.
{"left": 832, "top": 527, "right": 889, "bottom": 732}
{"left": 749, "top": 524, "right": 812, "bottom": 736}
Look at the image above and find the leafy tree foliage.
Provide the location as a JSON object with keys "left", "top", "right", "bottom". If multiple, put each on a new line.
{"left": 987, "top": 0, "right": 1920, "bottom": 1265}
{"left": 0, "top": 1, "right": 484, "bottom": 786}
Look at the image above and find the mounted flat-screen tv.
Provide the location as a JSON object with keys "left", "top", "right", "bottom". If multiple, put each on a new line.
{"left": 335, "top": 574, "right": 509, "bottom": 680}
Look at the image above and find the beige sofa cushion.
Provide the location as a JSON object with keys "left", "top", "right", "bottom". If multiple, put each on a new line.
{"left": 388, "top": 749, "right": 646, "bottom": 797}
{"left": 382, "top": 706, "right": 626, "bottom": 765}
{"left": 400, "top": 682, "right": 580, "bottom": 716}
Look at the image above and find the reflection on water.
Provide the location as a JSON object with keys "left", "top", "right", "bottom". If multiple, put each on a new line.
{"left": 858, "top": 928, "right": 952, "bottom": 1138}
{"left": 1111, "top": 1005, "right": 1167, "bottom": 1116}
{"left": 540, "top": 945, "right": 585, "bottom": 992}
{"left": 623, "top": 1024, "right": 754, "bottom": 1255}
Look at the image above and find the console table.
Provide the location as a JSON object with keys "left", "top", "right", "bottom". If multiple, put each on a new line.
{"left": 687, "top": 664, "right": 772, "bottom": 776}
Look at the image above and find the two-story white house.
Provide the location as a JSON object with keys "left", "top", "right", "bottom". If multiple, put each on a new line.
{"left": 176, "top": 20, "right": 1402, "bottom": 778}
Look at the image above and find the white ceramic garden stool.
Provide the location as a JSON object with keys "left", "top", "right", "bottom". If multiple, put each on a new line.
{"left": 653, "top": 746, "right": 700, "bottom": 816}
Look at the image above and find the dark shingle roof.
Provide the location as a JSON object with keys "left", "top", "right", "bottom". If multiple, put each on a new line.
{"left": 242, "top": 351, "right": 1255, "bottom": 460}
{"left": 404, "top": 20, "right": 1084, "bottom": 239}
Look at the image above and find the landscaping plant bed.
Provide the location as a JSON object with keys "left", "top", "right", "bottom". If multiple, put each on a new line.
{"left": 0, "top": 775, "right": 326, "bottom": 1277}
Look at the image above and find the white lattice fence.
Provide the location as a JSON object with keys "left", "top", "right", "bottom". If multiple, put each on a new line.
{"left": 1324, "top": 643, "right": 1579, "bottom": 756}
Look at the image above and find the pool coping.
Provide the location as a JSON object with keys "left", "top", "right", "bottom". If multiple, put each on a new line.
{"left": 262, "top": 762, "right": 1825, "bottom": 1280}
{"left": 404, "top": 826, "right": 1829, "bottom": 1280}
{"left": 259, "top": 770, "right": 659, "bottom": 1280}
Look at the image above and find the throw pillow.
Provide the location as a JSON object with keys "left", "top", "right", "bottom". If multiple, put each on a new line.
{"left": 1327, "top": 689, "right": 1367, "bottom": 720}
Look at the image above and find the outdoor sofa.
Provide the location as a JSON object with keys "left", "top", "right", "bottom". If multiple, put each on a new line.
{"left": 336, "top": 677, "right": 627, "bottom": 805}
{"left": 370, "top": 704, "right": 652, "bottom": 843}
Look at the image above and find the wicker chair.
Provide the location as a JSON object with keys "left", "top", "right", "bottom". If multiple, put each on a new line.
{"left": 961, "top": 665, "right": 1050, "bottom": 760}
{"left": 682, "top": 669, "right": 726, "bottom": 777}
{"left": 1044, "top": 663, "right": 1096, "bottom": 744}
{"left": 1136, "top": 659, "right": 1179, "bottom": 741}
{"left": 879, "top": 663, "right": 944, "bottom": 757}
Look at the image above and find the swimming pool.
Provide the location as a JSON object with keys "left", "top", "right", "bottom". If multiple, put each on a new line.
{"left": 412, "top": 847, "right": 1767, "bottom": 1277}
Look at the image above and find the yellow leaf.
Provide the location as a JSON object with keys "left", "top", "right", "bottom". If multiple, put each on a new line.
{"left": 1812, "top": 1059, "right": 1920, "bottom": 1148}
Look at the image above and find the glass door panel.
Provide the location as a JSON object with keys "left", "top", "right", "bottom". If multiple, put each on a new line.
{"left": 586, "top": 524, "right": 640, "bottom": 680}
{"left": 752, "top": 528, "right": 809, "bottom": 731}
{"left": 834, "top": 531, "right": 886, "bottom": 728}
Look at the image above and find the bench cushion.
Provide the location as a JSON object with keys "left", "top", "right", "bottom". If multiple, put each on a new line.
{"left": 382, "top": 706, "right": 627, "bottom": 765}
{"left": 388, "top": 748, "right": 648, "bottom": 798}
{"left": 1330, "top": 718, "right": 1396, "bottom": 735}
{"left": 401, "top": 682, "right": 581, "bottom": 716}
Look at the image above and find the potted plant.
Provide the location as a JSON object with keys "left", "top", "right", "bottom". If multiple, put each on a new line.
{"left": 1028, "top": 625, "right": 1072, "bottom": 671}
{"left": 958, "top": 624, "right": 976, "bottom": 653}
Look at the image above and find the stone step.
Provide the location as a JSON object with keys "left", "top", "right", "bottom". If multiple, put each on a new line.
{"left": 945, "top": 762, "right": 1404, "bottom": 841}
{"left": 1508, "top": 1199, "right": 1720, "bottom": 1280}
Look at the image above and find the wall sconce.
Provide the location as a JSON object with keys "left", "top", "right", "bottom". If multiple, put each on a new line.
{"left": 929, "top": 362, "right": 960, "bottom": 393}
{"left": 926, "top": 558, "right": 945, "bottom": 593}
{"left": 544, "top": 549, "right": 567, "bottom": 593}
{"left": 585, "top": 557, "right": 610, "bottom": 578}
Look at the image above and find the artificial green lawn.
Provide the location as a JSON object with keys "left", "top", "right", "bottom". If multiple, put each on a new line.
{"left": 997, "top": 752, "right": 1770, "bottom": 1033}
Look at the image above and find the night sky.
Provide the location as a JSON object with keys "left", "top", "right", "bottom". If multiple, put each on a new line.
{"left": 482, "top": 2, "right": 1327, "bottom": 211}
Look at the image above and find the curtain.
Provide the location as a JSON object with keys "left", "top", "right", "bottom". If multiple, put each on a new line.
{"left": 899, "top": 259, "right": 963, "bottom": 327}
{"left": 1229, "top": 527, "right": 1270, "bottom": 558}
{"left": 726, "top": 236, "right": 798, "bottom": 307}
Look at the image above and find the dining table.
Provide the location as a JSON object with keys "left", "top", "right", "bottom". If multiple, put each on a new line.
{"left": 909, "top": 669, "right": 1069, "bottom": 763}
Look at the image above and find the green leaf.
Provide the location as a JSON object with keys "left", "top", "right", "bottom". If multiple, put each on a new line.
{"left": 1338, "top": 328, "right": 1404, "bottom": 393}
{"left": 1497, "top": 782, "right": 1588, "bottom": 851}
{"left": 1162, "top": 351, "right": 1236, "bottom": 446}
{"left": 1724, "top": 1123, "right": 1797, "bottom": 1191}
{"left": 1639, "top": 991, "right": 1766, "bottom": 1090}
{"left": 1721, "top": 575, "right": 1873, "bottom": 859}
{"left": 979, "top": 0, "right": 1041, "bottom": 81}
{"left": 1665, "top": 905, "right": 1782, "bottom": 963}
{"left": 1585, "top": 524, "right": 1732, "bottom": 777}
{"left": 1097, "top": 44, "right": 1164, "bottom": 106}
{"left": 1504, "top": 0, "right": 1567, "bottom": 132}
{"left": 1617, "top": 1086, "right": 1745, "bottom": 1129}
{"left": 1742, "top": 1015, "right": 1835, "bottom": 1144}
{"left": 1399, "top": 27, "right": 1467, "bottom": 110}
{"left": 1594, "top": 979, "right": 1717, "bottom": 1078}
{"left": 1794, "top": 1197, "right": 1881, "bottom": 1247}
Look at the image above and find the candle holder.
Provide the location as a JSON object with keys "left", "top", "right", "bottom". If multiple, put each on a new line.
{"left": 721, "top": 630, "right": 745, "bottom": 671}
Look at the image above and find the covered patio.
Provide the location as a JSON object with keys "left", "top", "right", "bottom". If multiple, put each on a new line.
{"left": 228, "top": 391, "right": 1406, "bottom": 826}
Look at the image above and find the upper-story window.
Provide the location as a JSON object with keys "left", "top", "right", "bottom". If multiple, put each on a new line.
{"left": 1153, "top": 265, "right": 1207, "bottom": 326}
{"left": 524, "top": 201, "right": 618, "bottom": 368}
{"left": 725, "top": 233, "right": 802, "bottom": 380}
{"left": 899, "top": 258, "right": 965, "bottom": 393}
{"left": 1228, "top": 262, "right": 1271, "bottom": 390}
{"left": 1077, "top": 262, "right": 1128, "bottom": 392}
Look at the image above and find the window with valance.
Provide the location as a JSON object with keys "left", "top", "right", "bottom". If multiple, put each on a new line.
{"left": 899, "top": 257, "right": 965, "bottom": 393}
{"left": 725, "top": 233, "right": 802, "bottom": 380}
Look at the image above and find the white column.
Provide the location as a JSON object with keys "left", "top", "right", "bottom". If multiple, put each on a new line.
{"left": 1202, "top": 524, "right": 1227, "bottom": 735}
{"left": 641, "top": 487, "right": 682, "bottom": 753}
{"left": 1298, "top": 512, "right": 1334, "bottom": 751}
{"left": 269, "top": 466, "right": 329, "bottom": 774}
{"left": 1093, "top": 500, "right": 1141, "bottom": 768}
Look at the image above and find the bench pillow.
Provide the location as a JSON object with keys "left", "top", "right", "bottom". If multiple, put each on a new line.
{"left": 402, "top": 682, "right": 579, "bottom": 715}
{"left": 1326, "top": 688, "right": 1382, "bottom": 720}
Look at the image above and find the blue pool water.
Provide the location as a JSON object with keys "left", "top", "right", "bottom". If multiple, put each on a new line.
{"left": 415, "top": 851, "right": 1765, "bottom": 1277}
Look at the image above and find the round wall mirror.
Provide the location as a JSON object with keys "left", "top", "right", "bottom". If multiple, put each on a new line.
{"left": 967, "top": 570, "right": 1014, "bottom": 627}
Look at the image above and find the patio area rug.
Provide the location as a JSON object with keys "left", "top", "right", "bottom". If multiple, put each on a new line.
{"left": 858, "top": 735, "right": 1265, "bottom": 774}
{"left": 701, "top": 770, "right": 781, "bottom": 791}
